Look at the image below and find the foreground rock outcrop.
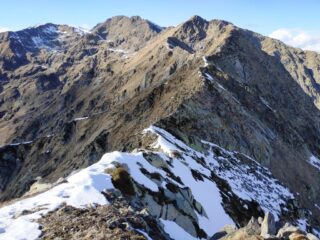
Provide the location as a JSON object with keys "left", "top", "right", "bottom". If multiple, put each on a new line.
{"left": 212, "top": 212, "right": 319, "bottom": 240}
{"left": 38, "top": 192, "right": 168, "bottom": 240}
{"left": 0, "top": 126, "right": 319, "bottom": 239}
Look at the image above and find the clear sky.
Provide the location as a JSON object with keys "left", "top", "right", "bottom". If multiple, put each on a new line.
{"left": 1, "top": 0, "right": 320, "bottom": 51}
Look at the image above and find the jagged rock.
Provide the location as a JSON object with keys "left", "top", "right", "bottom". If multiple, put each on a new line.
{"left": 210, "top": 225, "right": 237, "bottom": 240}
{"left": 219, "top": 229, "right": 264, "bottom": 240}
{"left": 289, "top": 232, "right": 309, "bottom": 240}
{"left": 245, "top": 217, "right": 261, "bottom": 235}
{"left": 139, "top": 208, "right": 150, "bottom": 217}
{"left": 260, "top": 212, "right": 276, "bottom": 237}
{"left": 306, "top": 233, "right": 319, "bottom": 240}
{"left": 38, "top": 199, "right": 170, "bottom": 240}
{"left": 136, "top": 182, "right": 200, "bottom": 237}
{"left": 211, "top": 231, "right": 228, "bottom": 240}
{"left": 276, "top": 223, "right": 302, "bottom": 238}
{"left": 23, "top": 180, "right": 52, "bottom": 197}
{"left": 214, "top": 220, "right": 318, "bottom": 240}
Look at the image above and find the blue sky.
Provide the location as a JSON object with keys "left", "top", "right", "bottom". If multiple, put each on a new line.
{"left": 1, "top": 0, "right": 320, "bottom": 51}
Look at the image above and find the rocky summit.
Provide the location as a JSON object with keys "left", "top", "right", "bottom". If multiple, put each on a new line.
{"left": 0, "top": 15, "right": 320, "bottom": 240}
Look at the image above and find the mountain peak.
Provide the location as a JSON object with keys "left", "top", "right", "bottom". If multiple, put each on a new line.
{"left": 170, "top": 15, "right": 210, "bottom": 46}
{"left": 91, "top": 15, "right": 162, "bottom": 51}
{"left": 188, "top": 15, "right": 208, "bottom": 23}
{"left": 184, "top": 15, "right": 209, "bottom": 28}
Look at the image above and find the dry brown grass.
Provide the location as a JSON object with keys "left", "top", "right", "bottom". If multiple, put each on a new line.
{"left": 105, "top": 166, "right": 135, "bottom": 196}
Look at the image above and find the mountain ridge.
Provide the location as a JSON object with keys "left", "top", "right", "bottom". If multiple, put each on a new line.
{"left": 0, "top": 15, "right": 320, "bottom": 239}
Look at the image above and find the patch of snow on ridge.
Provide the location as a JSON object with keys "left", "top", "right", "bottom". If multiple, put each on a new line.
{"left": 107, "top": 48, "right": 128, "bottom": 53}
{"left": 0, "top": 156, "right": 113, "bottom": 239}
{"left": 160, "top": 219, "right": 197, "bottom": 240}
{"left": 31, "top": 36, "right": 45, "bottom": 48}
{"left": 202, "top": 55, "right": 223, "bottom": 71}
{"left": 297, "top": 219, "right": 308, "bottom": 232}
{"left": 8, "top": 141, "right": 33, "bottom": 146}
{"left": 73, "top": 116, "right": 89, "bottom": 121}
{"left": 203, "top": 72, "right": 226, "bottom": 90}
{"left": 145, "top": 126, "right": 234, "bottom": 235}
{"left": 134, "top": 229, "right": 153, "bottom": 240}
{"left": 43, "top": 25, "right": 57, "bottom": 34}
{"left": 260, "top": 97, "right": 275, "bottom": 112}
{"left": 201, "top": 140, "right": 294, "bottom": 221}
{"left": 0, "top": 149, "right": 172, "bottom": 240}
{"left": 203, "top": 56, "right": 209, "bottom": 67}
{"left": 309, "top": 155, "right": 320, "bottom": 171}
{"left": 204, "top": 72, "right": 214, "bottom": 81}
{"left": 0, "top": 125, "right": 296, "bottom": 239}
{"left": 145, "top": 126, "right": 294, "bottom": 221}
{"left": 73, "top": 26, "right": 91, "bottom": 35}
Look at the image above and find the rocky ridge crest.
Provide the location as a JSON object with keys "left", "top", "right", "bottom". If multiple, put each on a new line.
{"left": 0, "top": 15, "right": 320, "bottom": 239}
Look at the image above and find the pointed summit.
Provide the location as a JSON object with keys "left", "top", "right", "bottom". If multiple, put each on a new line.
{"left": 173, "top": 15, "right": 209, "bottom": 45}
{"left": 183, "top": 15, "right": 209, "bottom": 29}
{"left": 188, "top": 15, "right": 208, "bottom": 23}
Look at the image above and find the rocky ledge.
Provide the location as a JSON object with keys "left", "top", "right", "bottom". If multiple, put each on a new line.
{"left": 212, "top": 212, "right": 319, "bottom": 240}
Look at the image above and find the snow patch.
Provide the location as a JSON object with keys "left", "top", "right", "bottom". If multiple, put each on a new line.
{"left": 8, "top": 141, "right": 33, "bottom": 146}
{"left": 107, "top": 48, "right": 128, "bottom": 53}
{"left": 145, "top": 126, "right": 294, "bottom": 223}
{"left": 309, "top": 155, "right": 320, "bottom": 171}
{"left": 43, "top": 25, "right": 57, "bottom": 35}
{"left": 205, "top": 72, "right": 226, "bottom": 90}
{"left": 203, "top": 56, "right": 209, "bottom": 67}
{"left": 73, "top": 116, "right": 89, "bottom": 121}
{"left": 74, "top": 26, "right": 91, "bottom": 35}
{"left": 260, "top": 97, "right": 275, "bottom": 112}
{"left": 0, "top": 125, "right": 297, "bottom": 239}
{"left": 200, "top": 70, "right": 226, "bottom": 90}
{"left": 145, "top": 126, "right": 234, "bottom": 235}
{"left": 107, "top": 48, "right": 131, "bottom": 59}
{"left": 31, "top": 36, "right": 45, "bottom": 47}
{"left": 297, "top": 219, "right": 308, "bottom": 232}
{"left": 160, "top": 219, "right": 197, "bottom": 240}
{"left": 0, "top": 150, "right": 170, "bottom": 239}
{"left": 134, "top": 229, "right": 153, "bottom": 240}
{"left": 204, "top": 72, "right": 214, "bottom": 81}
{"left": 0, "top": 155, "right": 116, "bottom": 239}
{"left": 201, "top": 140, "right": 294, "bottom": 220}
{"left": 202, "top": 56, "right": 223, "bottom": 71}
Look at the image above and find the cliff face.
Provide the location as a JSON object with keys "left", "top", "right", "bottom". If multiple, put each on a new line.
{"left": 0, "top": 16, "right": 320, "bottom": 239}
